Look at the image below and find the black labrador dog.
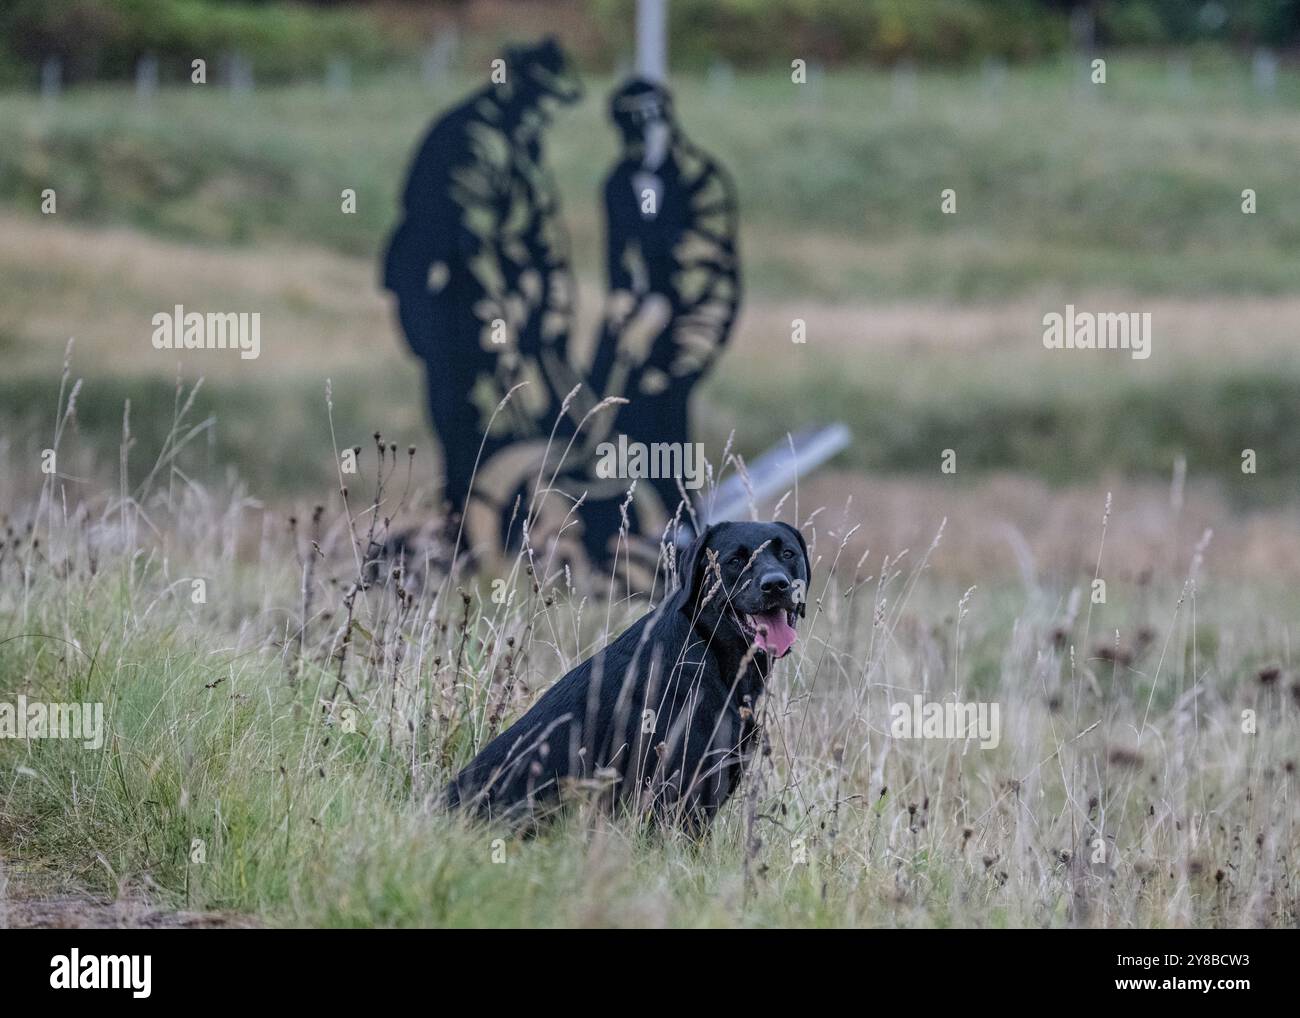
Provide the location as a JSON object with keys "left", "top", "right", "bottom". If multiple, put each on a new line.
{"left": 447, "top": 521, "right": 810, "bottom": 832}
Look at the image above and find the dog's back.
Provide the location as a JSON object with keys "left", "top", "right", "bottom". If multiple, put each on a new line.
{"left": 446, "top": 607, "right": 670, "bottom": 819}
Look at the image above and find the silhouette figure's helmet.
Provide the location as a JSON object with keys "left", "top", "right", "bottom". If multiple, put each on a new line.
{"left": 503, "top": 37, "right": 583, "bottom": 103}
{"left": 610, "top": 78, "right": 675, "bottom": 141}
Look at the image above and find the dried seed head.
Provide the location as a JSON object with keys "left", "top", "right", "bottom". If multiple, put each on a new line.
{"left": 1108, "top": 746, "right": 1145, "bottom": 768}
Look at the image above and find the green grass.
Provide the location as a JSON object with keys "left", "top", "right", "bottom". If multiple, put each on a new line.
{"left": 3, "top": 457, "right": 1296, "bottom": 927}
{"left": 2, "top": 56, "right": 1300, "bottom": 299}
{"left": 709, "top": 360, "right": 1300, "bottom": 502}
{"left": 3, "top": 351, "right": 1299, "bottom": 501}
{"left": 0, "top": 370, "right": 424, "bottom": 495}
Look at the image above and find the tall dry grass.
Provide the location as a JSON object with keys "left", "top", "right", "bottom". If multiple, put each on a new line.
{"left": 0, "top": 354, "right": 1296, "bottom": 927}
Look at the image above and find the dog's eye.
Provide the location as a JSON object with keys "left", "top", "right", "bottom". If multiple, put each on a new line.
{"left": 782, "top": 549, "right": 796, "bottom": 561}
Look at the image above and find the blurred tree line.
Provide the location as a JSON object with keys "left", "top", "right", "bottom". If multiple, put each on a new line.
{"left": 1, "top": 0, "right": 1297, "bottom": 85}
{"left": 0, "top": 0, "right": 391, "bottom": 84}
{"left": 621, "top": 0, "right": 1297, "bottom": 66}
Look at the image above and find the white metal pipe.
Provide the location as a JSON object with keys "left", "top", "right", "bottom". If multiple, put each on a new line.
{"left": 636, "top": 0, "right": 668, "bottom": 82}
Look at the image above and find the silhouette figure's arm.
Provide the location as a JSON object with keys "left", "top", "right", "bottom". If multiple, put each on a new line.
{"left": 605, "top": 169, "right": 641, "bottom": 296}
{"left": 590, "top": 168, "right": 654, "bottom": 396}
{"left": 448, "top": 125, "right": 516, "bottom": 350}
{"left": 667, "top": 152, "right": 741, "bottom": 381}
{"left": 516, "top": 157, "right": 574, "bottom": 357}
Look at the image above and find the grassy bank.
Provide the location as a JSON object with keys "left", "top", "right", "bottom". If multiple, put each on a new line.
{"left": 4, "top": 356, "right": 1299, "bottom": 501}
{"left": 2, "top": 58, "right": 1299, "bottom": 299}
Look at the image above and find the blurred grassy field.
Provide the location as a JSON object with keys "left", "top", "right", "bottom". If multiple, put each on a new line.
{"left": 3, "top": 55, "right": 1299, "bottom": 929}
{"left": 2, "top": 56, "right": 1300, "bottom": 498}
{"left": 5, "top": 57, "right": 1300, "bottom": 290}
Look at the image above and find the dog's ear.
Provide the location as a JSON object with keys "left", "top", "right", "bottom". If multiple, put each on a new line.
{"left": 776, "top": 521, "right": 811, "bottom": 617}
{"left": 675, "top": 523, "right": 718, "bottom": 615}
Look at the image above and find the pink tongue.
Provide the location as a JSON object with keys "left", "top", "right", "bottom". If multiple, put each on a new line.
{"left": 752, "top": 610, "right": 798, "bottom": 658}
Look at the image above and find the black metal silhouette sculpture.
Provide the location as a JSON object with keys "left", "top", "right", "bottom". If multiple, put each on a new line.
{"left": 592, "top": 79, "right": 740, "bottom": 437}
{"left": 582, "top": 77, "right": 741, "bottom": 554}
{"left": 383, "top": 38, "right": 584, "bottom": 527}
{"left": 386, "top": 46, "right": 741, "bottom": 579}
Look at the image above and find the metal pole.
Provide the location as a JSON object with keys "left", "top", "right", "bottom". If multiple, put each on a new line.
{"left": 636, "top": 0, "right": 667, "bottom": 82}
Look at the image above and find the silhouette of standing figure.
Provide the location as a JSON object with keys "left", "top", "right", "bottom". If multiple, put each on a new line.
{"left": 383, "top": 38, "right": 582, "bottom": 525}
{"left": 590, "top": 78, "right": 742, "bottom": 521}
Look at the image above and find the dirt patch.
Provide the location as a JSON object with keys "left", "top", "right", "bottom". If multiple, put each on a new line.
{"left": 0, "top": 851, "right": 258, "bottom": 929}
{"left": 2, "top": 895, "right": 257, "bottom": 929}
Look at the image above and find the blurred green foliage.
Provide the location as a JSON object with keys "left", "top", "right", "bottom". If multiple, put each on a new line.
{"left": 594, "top": 0, "right": 1068, "bottom": 67}
{"left": 592, "top": 0, "right": 1299, "bottom": 68}
{"left": 0, "top": 0, "right": 396, "bottom": 85}
{"left": 1, "top": 1, "right": 1298, "bottom": 87}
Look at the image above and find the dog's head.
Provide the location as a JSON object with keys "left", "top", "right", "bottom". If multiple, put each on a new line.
{"left": 675, "top": 521, "right": 811, "bottom": 660}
